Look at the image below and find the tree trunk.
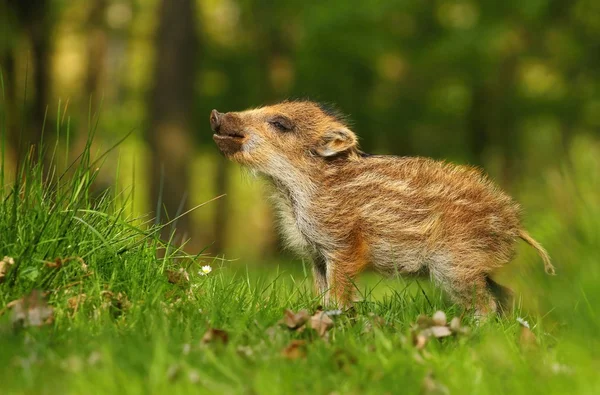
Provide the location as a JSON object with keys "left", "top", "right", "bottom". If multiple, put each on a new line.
{"left": 24, "top": 0, "right": 52, "bottom": 155}
{"left": 148, "top": 0, "right": 198, "bottom": 243}
{"left": 84, "top": 0, "right": 108, "bottom": 108}
{"left": 3, "top": 0, "right": 53, "bottom": 164}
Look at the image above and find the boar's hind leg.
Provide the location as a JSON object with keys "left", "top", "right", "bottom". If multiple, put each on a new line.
{"left": 486, "top": 277, "right": 514, "bottom": 314}
{"left": 431, "top": 265, "right": 499, "bottom": 319}
{"left": 451, "top": 276, "right": 498, "bottom": 319}
{"left": 312, "top": 254, "right": 328, "bottom": 302}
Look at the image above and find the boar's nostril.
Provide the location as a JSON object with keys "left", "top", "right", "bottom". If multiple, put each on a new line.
{"left": 210, "top": 109, "right": 222, "bottom": 132}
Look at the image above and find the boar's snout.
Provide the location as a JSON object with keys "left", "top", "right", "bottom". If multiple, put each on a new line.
{"left": 210, "top": 109, "right": 223, "bottom": 132}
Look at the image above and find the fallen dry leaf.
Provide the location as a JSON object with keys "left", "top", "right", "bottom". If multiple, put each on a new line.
{"left": 44, "top": 257, "right": 63, "bottom": 269}
{"left": 431, "top": 311, "right": 447, "bottom": 326}
{"left": 166, "top": 268, "right": 190, "bottom": 285}
{"left": 11, "top": 290, "right": 54, "bottom": 328}
{"left": 44, "top": 257, "right": 88, "bottom": 272}
{"left": 281, "top": 340, "right": 307, "bottom": 360}
{"left": 309, "top": 310, "right": 334, "bottom": 337}
{"left": 67, "top": 294, "right": 87, "bottom": 311}
{"left": 412, "top": 311, "right": 469, "bottom": 349}
{"left": 416, "top": 314, "right": 433, "bottom": 329}
{"left": 429, "top": 326, "right": 452, "bottom": 338}
{"left": 280, "top": 309, "right": 310, "bottom": 330}
{"left": 100, "top": 291, "right": 131, "bottom": 318}
{"left": 201, "top": 328, "right": 229, "bottom": 345}
{"left": 0, "top": 256, "right": 15, "bottom": 283}
{"left": 449, "top": 317, "right": 461, "bottom": 332}
{"left": 413, "top": 332, "right": 429, "bottom": 350}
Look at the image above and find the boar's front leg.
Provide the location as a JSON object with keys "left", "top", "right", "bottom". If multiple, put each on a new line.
{"left": 321, "top": 240, "right": 370, "bottom": 308}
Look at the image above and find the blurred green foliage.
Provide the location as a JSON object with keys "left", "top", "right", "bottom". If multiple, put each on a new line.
{"left": 1, "top": 0, "right": 599, "bottom": 258}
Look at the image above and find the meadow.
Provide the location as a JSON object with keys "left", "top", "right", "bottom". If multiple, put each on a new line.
{"left": 2, "top": 0, "right": 600, "bottom": 392}
{"left": 0, "top": 131, "right": 599, "bottom": 394}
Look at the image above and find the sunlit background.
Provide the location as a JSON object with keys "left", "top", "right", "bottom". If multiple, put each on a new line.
{"left": 1, "top": 0, "right": 599, "bottom": 283}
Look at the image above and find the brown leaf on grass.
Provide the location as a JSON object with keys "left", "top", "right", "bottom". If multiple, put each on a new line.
{"left": 413, "top": 332, "right": 429, "bottom": 350}
{"left": 11, "top": 290, "right": 54, "bottom": 328}
{"left": 416, "top": 314, "right": 433, "bottom": 329}
{"left": 279, "top": 309, "right": 310, "bottom": 330}
{"left": 309, "top": 310, "right": 334, "bottom": 337}
{"left": 44, "top": 257, "right": 63, "bottom": 269}
{"left": 449, "top": 317, "right": 461, "bottom": 332}
{"left": 431, "top": 311, "right": 447, "bottom": 326}
{"left": 166, "top": 269, "right": 190, "bottom": 285}
{"left": 201, "top": 328, "right": 229, "bottom": 345}
{"left": 412, "top": 311, "right": 469, "bottom": 349}
{"left": 76, "top": 257, "right": 88, "bottom": 272}
{"left": 67, "top": 294, "right": 87, "bottom": 311}
{"left": 0, "top": 256, "right": 15, "bottom": 283}
{"left": 429, "top": 326, "right": 452, "bottom": 338}
{"left": 281, "top": 340, "right": 307, "bottom": 360}
{"left": 100, "top": 291, "right": 131, "bottom": 318}
{"left": 44, "top": 257, "right": 88, "bottom": 271}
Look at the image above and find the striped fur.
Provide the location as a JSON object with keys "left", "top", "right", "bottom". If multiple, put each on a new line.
{"left": 211, "top": 101, "right": 555, "bottom": 316}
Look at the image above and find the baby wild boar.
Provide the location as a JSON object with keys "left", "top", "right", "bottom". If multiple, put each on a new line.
{"left": 210, "top": 101, "right": 555, "bottom": 316}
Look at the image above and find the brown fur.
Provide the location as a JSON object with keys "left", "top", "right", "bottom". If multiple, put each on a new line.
{"left": 210, "top": 100, "right": 555, "bottom": 316}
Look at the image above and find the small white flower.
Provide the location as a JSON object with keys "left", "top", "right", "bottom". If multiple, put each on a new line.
{"left": 516, "top": 317, "right": 530, "bottom": 329}
{"left": 199, "top": 265, "right": 212, "bottom": 276}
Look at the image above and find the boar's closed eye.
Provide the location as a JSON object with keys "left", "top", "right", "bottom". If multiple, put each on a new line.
{"left": 269, "top": 116, "right": 293, "bottom": 132}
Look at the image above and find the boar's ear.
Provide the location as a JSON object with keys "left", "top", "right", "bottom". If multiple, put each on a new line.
{"left": 314, "top": 127, "right": 358, "bottom": 157}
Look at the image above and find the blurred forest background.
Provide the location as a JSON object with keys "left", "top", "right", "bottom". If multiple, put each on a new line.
{"left": 1, "top": 0, "right": 599, "bottom": 261}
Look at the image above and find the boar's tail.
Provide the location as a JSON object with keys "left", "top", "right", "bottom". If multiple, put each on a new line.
{"left": 518, "top": 229, "right": 556, "bottom": 275}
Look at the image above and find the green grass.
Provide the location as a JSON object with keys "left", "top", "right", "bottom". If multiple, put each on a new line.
{"left": 1, "top": 126, "right": 599, "bottom": 394}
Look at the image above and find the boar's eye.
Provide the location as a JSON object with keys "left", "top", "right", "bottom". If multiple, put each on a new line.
{"left": 268, "top": 116, "right": 293, "bottom": 132}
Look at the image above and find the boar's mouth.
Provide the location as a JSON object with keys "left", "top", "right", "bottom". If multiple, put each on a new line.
{"left": 212, "top": 130, "right": 246, "bottom": 156}
{"left": 213, "top": 131, "right": 245, "bottom": 140}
